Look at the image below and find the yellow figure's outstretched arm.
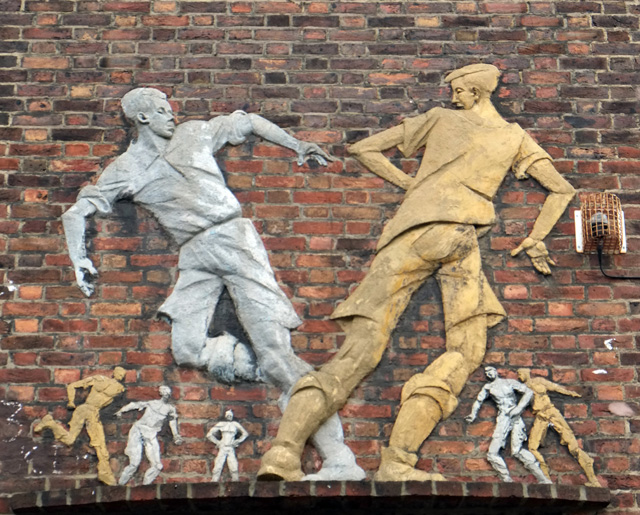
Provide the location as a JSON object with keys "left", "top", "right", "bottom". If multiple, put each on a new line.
{"left": 512, "top": 159, "right": 575, "bottom": 275}
{"left": 539, "top": 378, "right": 581, "bottom": 398}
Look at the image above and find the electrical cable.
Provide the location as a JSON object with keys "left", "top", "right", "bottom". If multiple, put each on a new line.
{"left": 597, "top": 241, "right": 640, "bottom": 280}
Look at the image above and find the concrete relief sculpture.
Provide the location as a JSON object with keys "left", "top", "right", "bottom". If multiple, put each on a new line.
{"left": 517, "top": 369, "right": 601, "bottom": 487}
{"left": 117, "top": 386, "right": 183, "bottom": 486}
{"left": 207, "top": 409, "right": 249, "bottom": 481}
{"left": 259, "top": 64, "right": 575, "bottom": 482}
{"left": 34, "top": 367, "right": 126, "bottom": 485}
{"left": 466, "top": 367, "right": 550, "bottom": 484}
{"left": 61, "top": 88, "right": 364, "bottom": 481}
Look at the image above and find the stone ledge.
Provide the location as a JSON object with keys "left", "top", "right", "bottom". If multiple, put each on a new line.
{"left": 8, "top": 481, "right": 610, "bottom": 515}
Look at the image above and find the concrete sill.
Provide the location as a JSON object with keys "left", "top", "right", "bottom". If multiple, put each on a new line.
{"left": 9, "top": 480, "right": 610, "bottom": 515}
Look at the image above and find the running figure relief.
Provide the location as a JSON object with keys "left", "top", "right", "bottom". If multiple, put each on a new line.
{"left": 34, "top": 367, "right": 127, "bottom": 485}
{"left": 259, "top": 64, "right": 575, "bottom": 482}
{"left": 61, "top": 88, "right": 364, "bottom": 481}
{"left": 517, "top": 369, "right": 601, "bottom": 487}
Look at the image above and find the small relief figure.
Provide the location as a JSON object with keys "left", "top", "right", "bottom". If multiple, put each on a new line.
{"left": 466, "top": 366, "right": 550, "bottom": 484}
{"left": 34, "top": 367, "right": 126, "bottom": 485}
{"left": 259, "top": 63, "right": 575, "bottom": 482}
{"left": 116, "top": 385, "right": 183, "bottom": 486}
{"left": 517, "top": 369, "right": 601, "bottom": 487}
{"left": 207, "top": 410, "right": 249, "bottom": 481}
{"left": 62, "top": 87, "right": 363, "bottom": 481}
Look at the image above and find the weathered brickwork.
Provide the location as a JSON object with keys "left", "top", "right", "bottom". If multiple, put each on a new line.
{"left": 0, "top": 1, "right": 639, "bottom": 513}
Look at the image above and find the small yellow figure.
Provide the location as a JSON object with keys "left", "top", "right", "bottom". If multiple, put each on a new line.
{"left": 34, "top": 367, "right": 126, "bottom": 485}
{"left": 517, "top": 369, "right": 601, "bottom": 487}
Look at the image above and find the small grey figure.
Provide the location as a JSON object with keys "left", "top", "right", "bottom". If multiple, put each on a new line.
{"left": 117, "top": 385, "right": 183, "bottom": 485}
{"left": 207, "top": 410, "right": 249, "bottom": 481}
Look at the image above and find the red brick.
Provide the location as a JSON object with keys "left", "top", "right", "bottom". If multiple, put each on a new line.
{"left": 0, "top": 369, "right": 50, "bottom": 383}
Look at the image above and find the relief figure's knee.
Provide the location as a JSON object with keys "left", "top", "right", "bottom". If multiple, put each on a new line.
{"left": 486, "top": 452, "right": 502, "bottom": 467}
{"left": 170, "top": 321, "right": 207, "bottom": 368}
{"left": 291, "top": 371, "right": 350, "bottom": 414}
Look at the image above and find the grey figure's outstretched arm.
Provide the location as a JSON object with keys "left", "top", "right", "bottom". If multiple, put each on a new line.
{"left": 246, "top": 113, "right": 333, "bottom": 166}
{"left": 115, "top": 401, "right": 146, "bottom": 417}
{"left": 466, "top": 385, "right": 489, "bottom": 423}
{"left": 61, "top": 198, "right": 99, "bottom": 297}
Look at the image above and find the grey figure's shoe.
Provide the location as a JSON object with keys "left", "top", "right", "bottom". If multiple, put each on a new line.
{"left": 303, "top": 447, "right": 366, "bottom": 481}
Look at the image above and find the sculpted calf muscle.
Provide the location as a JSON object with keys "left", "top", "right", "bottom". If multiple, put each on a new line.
{"left": 259, "top": 64, "right": 575, "bottom": 482}
{"left": 62, "top": 87, "right": 363, "bottom": 482}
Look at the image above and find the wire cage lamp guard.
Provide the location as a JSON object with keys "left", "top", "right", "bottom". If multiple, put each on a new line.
{"left": 575, "top": 192, "right": 627, "bottom": 255}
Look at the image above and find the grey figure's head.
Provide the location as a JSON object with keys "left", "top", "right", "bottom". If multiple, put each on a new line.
{"left": 121, "top": 87, "right": 176, "bottom": 139}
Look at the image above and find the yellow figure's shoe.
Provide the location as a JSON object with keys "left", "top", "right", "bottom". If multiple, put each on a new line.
{"left": 34, "top": 414, "right": 53, "bottom": 433}
{"left": 257, "top": 445, "right": 304, "bottom": 481}
{"left": 374, "top": 446, "right": 445, "bottom": 482}
{"left": 97, "top": 463, "right": 117, "bottom": 486}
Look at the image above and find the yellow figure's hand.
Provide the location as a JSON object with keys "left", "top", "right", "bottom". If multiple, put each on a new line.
{"left": 512, "top": 237, "right": 555, "bottom": 275}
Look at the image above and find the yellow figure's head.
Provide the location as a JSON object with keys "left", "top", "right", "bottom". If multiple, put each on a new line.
{"left": 113, "top": 367, "right": 126, "bottom": 381}
{"left": 517, "top": 368, "right": 530, "bottom": 382}
{"left": 445, "top": 64, "right": 501, "bottom": 110}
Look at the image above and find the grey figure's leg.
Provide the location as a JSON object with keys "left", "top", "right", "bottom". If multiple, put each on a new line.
{"left": 159, "top": 269, "right": 225, "bottom": 369}
{"left": 211, "top": 450, "right": 229, "bottom": 482}
{"left": 510, "top": 418, "right": 551, "bottom": 484}
{"left": 227, "top": 451, "right": 240, "bottom": 481}
{"left": 142, "top": 434, "right": 163, "bottom": 485}
{"left": 487, "top": 436, "right": 513, "bottom": 482}
{"left": 119, "top": 428, "right": 144, "bottom": 485}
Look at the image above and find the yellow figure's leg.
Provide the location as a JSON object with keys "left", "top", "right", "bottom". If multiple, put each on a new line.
{"left": 258, "top": 317, "right": 391, "bottom": 481}
{"left": 86, "top": 410, "right": 116, "bottom": 486}
{"left": 60, "top": 409, "right": 88, "bottom": 446}
{"left": 377, "top": 316, "right": 487, "bottom": 481}
{"left": 34, "top": 414, "right": 74, "bottom": 444}
{"left": 528, "top": 416, "right": 550, "bottom": 479}
{"left": 553, "top": 413, "right": 601, "bottom": 487}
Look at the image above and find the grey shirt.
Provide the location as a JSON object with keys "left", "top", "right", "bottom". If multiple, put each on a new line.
{"left": 78, "top": 111, "right": 252, "bottom": 246}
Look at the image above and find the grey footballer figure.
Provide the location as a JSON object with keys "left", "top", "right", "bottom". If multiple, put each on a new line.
{"left": 116, "top": 386, "right": 182, "bottom": 485}
{"left": 61, "top": 87, "right": 364, "bottom": 481}
{"left": 207, "top": 410, "right": 249, "bottom": 482}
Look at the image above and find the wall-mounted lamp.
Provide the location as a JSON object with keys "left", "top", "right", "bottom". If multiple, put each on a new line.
{"left": 575, "top": 192, "right": 635, "bottom": 280}
{"left": 575, "top": 192, "right": 626, "bottom": 255}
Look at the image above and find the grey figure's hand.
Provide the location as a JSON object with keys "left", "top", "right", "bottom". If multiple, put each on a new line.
{"left": 507, "top": 406, "right": 522, "bottom": 418}
{"left": 296, "top": 141, "right": 334, "bottom": 167}
{"left": 174, "top": 436, "right": 183, "bottom": 445}
{"left": 73, "top": 257, "right": 98, "bottom": 297}
{"left": 464, "top": 414, "right": 475, "bottom": 424}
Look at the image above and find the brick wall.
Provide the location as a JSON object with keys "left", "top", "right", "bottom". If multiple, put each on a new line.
{"left": 1, "top": 0, "right": 639, "bottom": 513}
